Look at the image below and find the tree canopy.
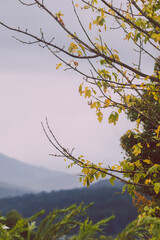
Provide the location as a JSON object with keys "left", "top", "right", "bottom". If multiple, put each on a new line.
{"left": 0, "top": 0, "right": 160, "bottom": 220}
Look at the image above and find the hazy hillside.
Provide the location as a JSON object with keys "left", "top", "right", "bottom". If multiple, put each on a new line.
{"left": 0, "top": 181, "right": 138, "bottom": 236}
{"left": 0, "top": 153, "right": 81, "bottom": 192}
{"left": 91, "top": 178, "right": 124, "bottom": 189}
{"left": 0, "top": 182, "right": 32, "bottom": 198}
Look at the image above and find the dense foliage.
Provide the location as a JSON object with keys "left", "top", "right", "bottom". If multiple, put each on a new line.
{"left": 0, "top": 203, "right": 114, "bottom": 240}
{"left": 1, "top": 202, "right": 160, "bottom": 240}
{"left": 120, "top": 89, "right": 160, "bottom": 204}
{"left": 0, "top": 0, "right": 160, "bottom": 238}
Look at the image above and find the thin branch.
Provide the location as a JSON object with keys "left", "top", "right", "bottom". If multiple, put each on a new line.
{"left": 100, "top": 0, "right": 160, "bottom": 51}
{"left": 131, "top": 0, "right": 160, "bottom": 29}
{"left": 42, "top": 119, "right": 153, "bottom": 189}
{"left": 25, "top": 1, "right": 160, "bottom": 81}
{"left": 0, "top": 19, "right": 159, "bottom": 83}
{"left": 72, "top": 0, "right": 97, "bottom": 50}
{"left": 18, "top": 0, "right": 36, "bottom": 6}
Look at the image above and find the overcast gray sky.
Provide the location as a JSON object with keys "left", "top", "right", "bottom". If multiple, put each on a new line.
{"left": 0, "top": 0, "right": 155, "bottom": 173}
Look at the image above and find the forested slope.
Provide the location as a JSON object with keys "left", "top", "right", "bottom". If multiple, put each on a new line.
{"left": 0, "top": 181, "right": 138, "bottom": 236}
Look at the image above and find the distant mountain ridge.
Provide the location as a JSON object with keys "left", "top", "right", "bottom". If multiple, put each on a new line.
{"left": 0, "top": 153, "right": 81, "bottom": 195}
{"left": 0, "top": 181, "right": 138, "bottom": 236}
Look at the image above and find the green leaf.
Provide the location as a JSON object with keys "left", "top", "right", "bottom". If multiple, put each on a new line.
{"left": 109, "top": 176, "right": 116, "bottom": 185}
{"left": 101, "top": 172, "right": 106, "bottom": 178}
{"left": 134, "top": 173, "right": 140, "bottom": 184}
{"left": 135, "top": 32, "right": 141, "bottom": 42}
{"left": 100, "top": 59, "right": 106, "bottom": 65}
{"left": 79, "top": 83, "right": 83, "bottom": 95}
{"left": 122, "top": 184, "right": 127, "bottom": 193}
{"left": 83, "top": 5, "right": 90, "bottom": 9}
{"left": 154, "top": 183, "right": 160, "bottom": 194}
{"left": 108, "top": 112, "right": 119, "bottom": 125}
{"left": 132, "top": 143, "right": 143, "bottom": 156}
{"left": 87, "top": 178, "right": 90, "bottom": 187}
{"left": 148, "top": 164, "right": 159, "bottom": 174}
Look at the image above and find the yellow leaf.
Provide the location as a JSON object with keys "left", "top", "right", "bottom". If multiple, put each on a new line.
{"left": 86, "top": 160, "right": 91, "bottom": 164}
{"left": 90, "top": 102, "right": 97, "bottom": 109}
{"left": 147, "top": 142, "right": 150, "bottom": 148}
{"left": 140, "top": 83, "right": 146, "bottom": 89}
{"left": 144, "top": 75, "right": 150, "bottom": 81}
{"left": 126, "top": 95, "right": 130, "bottom": 103}
{"left": 153, "top": 94, "right": 158, "bottom": 101}
{"left": 83, "top": 178, "right": 87, "bottom": 186}
{"left": 108, "top": 9, "right": 115, "bottom": 15}
{"left": 74, "top": 61, "right": 79, "bottom": 66}
{"left": 121, "top": 22, "right": 126, "bottom": 28}
{"left": 118, "top": 108, "right": 122, "bottom": 114}
{"left": 124, "top": 32, "right": 132, "bottom": 41}
{"left": 68, "top": 42, "right": 78, "bottom": 53}
{"left": 156, "top": 142, "right": 160, "bottom": 147}
{"left": 132, "top": 143, "right": 143, "bottom": 156}
{"left": 67, "top": 35, "right": 74, "bottom": 38}
{"left": 151, "top": 33, "right": 160, "bottom": 42}
{"left": 136, "top": 118, "right": 141, "bottom": 129}
{"left": 143, "top": 159, "right": 152, "bottom": 165}
{"left": 126, "top": 130, "right": 131, "bottom": 138}
{"left": 79, "top": 83, "right": 83, "bottom": 96}
{"left": 155, "top": 125, "right": 160, "bottom": 138}
{"left": 103, "top": 86, "right": 107, "bottom": 93}
{"left": 131, "top": 84, "right": 137, "bottom": 88}
{"left": 125, "top": 13, "right": 131, "bottom": 19}
{"left": 115, "top": 164, "right": 121, "bottom": 171}
{"left": 123, "top": 70, "right": 127, "bottom": 76}
{"left": 56, "top": 63, "right": 62, "bottom": 69}
{"left": 79, "top": 44, "right": 85, "bottom": 53}
{"left": 145, "top": 179, "right": 151, "bottom": 184}
{"left": 97, "top": 115, "right": 103, "bottom": 123}
{"left": 77, "top": 50, "right": 82, "bottom": 56}
{"left": 89, "top": 22, "right": 92, "bottom": 30}
{"left": 104, "top": 99, "right": 110, "bottom": 107}
{"left": 113, "top": 49, "right": 119, "bottom": 53}
{"left": 111, "top": 54, "right": 120, "bottom": 61}
{"left": 96, "top": 111, "right": 103, "bottom": 123}
{"left": 84, "top": 89, "right": 91, "bottom": 98}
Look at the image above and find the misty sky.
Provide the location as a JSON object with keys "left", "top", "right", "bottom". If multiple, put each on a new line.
{"left": 0, "top": 0, "right": 156, "bottom": 173}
